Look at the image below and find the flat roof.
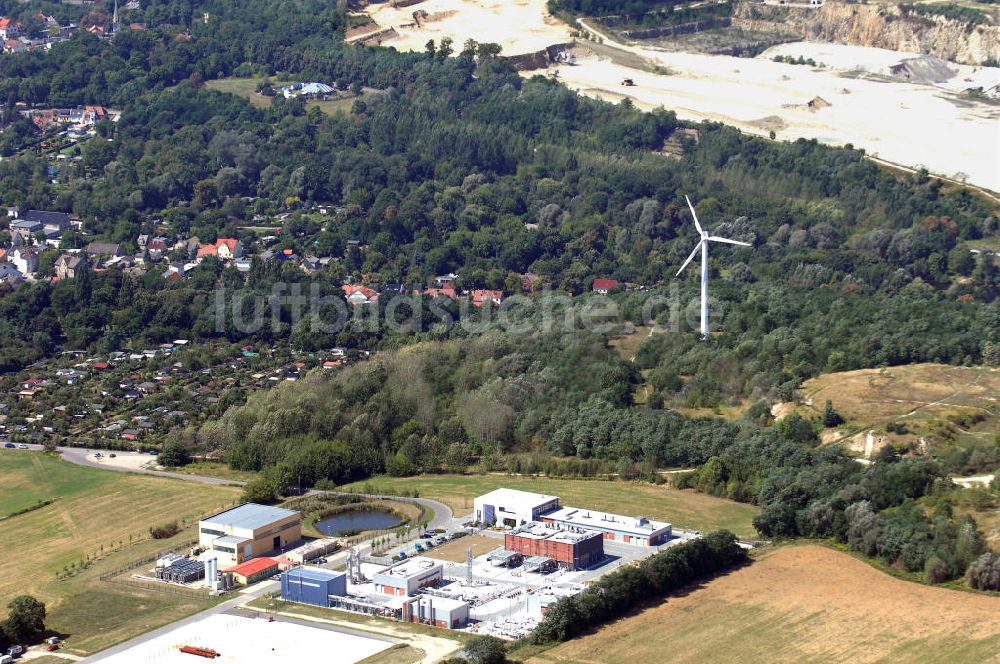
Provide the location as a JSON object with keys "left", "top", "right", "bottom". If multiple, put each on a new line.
{"left": 212, "top": 534, "right": 250, "bottom": 547}
{"left": 475, "top": 488, "right": 559, "bottom": 509}
{"left": 376, "top": 559, "right": 441, "bottom": 580}
{"left": 410, "top": 595, "right": 468, "bottom": 610}
{"left": 509, "top": 521, "right": 600, "bottom": 544}
{"left": 201, "top": 503, "right": 300, "bottom": 531}
{"left": 545, "top": 506, "right": 671, "bottom": 537}
{"left": 284, "top": 567, "right": 346, "bottom": 582}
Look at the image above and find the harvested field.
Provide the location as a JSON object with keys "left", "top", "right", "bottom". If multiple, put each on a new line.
{"left": 527, "top": 545, "right": 1000, "bottom": 664}
{"left": 423, "top": 535, "right": 498, "bottom": 562}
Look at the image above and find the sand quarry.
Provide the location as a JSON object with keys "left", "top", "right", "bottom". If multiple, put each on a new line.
{"left": 356, "top": 0, "right": 1000, "bottom": 192}
{"left": 362, "top": 0, "right": 573, "bottom": 55}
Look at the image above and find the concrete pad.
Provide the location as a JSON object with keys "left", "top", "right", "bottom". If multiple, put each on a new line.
{"left": 91, "top": 614, "right": 392, "bottom": 664}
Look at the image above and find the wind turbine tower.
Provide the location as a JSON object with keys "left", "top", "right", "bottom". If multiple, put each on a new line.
{"left": 675, "top": 196, "right": 751, "bottom": 338}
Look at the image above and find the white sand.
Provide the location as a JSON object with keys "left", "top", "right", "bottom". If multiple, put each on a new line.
{"left": 760, "top": 41, "right": 1000, "bottom": 93}
{"left": 553, "top": 50, "right": 1000, "bottom": 190}
{"left": 365, "top": 0, "right": 572, "bottom": 55}
{"left": 356, "top": 2, "right": 1000, "bottom": 191}
{"left": 92, "top": 614, "right": 392, "bottom": 663}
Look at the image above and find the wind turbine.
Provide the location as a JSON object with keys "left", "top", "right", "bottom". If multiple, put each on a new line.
{"left": 675, "top": 196, "right": 751, "bottom": 338}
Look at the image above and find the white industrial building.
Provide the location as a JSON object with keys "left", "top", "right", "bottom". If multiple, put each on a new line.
{"left": 474, "top": 488, "right": 560, "bottom": 527}
{"left": 474, "top": 488, "right": 674, "bottom": 546}
{"left": 542, "top": 507, "right": 672, "bottom": 546}
{"left": 402, "top": 595, "right": 469, "bottom": 629}
{"left": 372, "top": 559, "right": 443, "bottom": 596}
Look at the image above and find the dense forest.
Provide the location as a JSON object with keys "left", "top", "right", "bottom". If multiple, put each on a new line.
{"left": 0, "top": 0, "right": 997, "bottom": 587}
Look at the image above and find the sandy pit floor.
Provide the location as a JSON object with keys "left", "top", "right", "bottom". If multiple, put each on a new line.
{"left": 355, "top": 2, "right": 1000, "bottom": 191}
{"left": 760, "top": 41, "right": 1000, "bottom": 93}
{"left": 554, "top": 42, "right": 1000, "bottom": 191}
{"left": 364, "top": 0, "right": 572, "bottom": 55}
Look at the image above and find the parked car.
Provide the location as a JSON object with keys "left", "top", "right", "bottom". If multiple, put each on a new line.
{"left": 3, "top": 443, "right": 13, "bottom": 449}
{"left": 0, "top": 653, "right": 13, "bottom": 664}
{"left": 414, "top": 543, "right": 424, "bottom": 552}
{"left": 94, "top": 452, "right": 103, "bottom": 458}
{"left": 6, "top": 644, "right": 23, "bottom": 656}
{"left": 398, "top": 551, "right": 407, "bottom": 560}
{"left": 47, "top": 644, "right": 60, "bottom": 652}
{"left": 46, "top": 637, "right": 60, "bottom": 645}
{"left": 109, "top": 453, "right": 116, "bottom": 458}
{"left": 16, "top": 443, "right": 28, "bottom": 449}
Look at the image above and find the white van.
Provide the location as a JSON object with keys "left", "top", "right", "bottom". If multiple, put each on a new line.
{"left": 1, "top": 653, "right": 15, "bottom": 664}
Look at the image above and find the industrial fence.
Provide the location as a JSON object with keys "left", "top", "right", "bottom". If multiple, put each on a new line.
{"left": 99, "top": 539, "right": 219, "bottom": 600}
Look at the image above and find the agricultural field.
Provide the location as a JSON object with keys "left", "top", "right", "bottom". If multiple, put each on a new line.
{"left": 525, "top": 545, "right": 1000, "bottom": 664}
{"left": 0, "top": 450, "right": 241, "bottom": 656}
{"left": 792, "top": 364, "right": 1000, "bottom": 451}
{"left": 342, "top": 474, "right": 759, "bottom": 537}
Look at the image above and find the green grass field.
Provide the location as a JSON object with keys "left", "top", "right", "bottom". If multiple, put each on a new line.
{"left": 167, "top": 461, "right": 258, "bottom": 483}
{"left": 206, "top": 77, "right": 363, "bottom": 115}
{"left": 0, "top": 450, "right": 241, "bottom": 656}
{"left": 342, "top": 474, "right": 759, "bottom": 537}
{"left": 0, "top": 449, "right": 108, "bottom": 517}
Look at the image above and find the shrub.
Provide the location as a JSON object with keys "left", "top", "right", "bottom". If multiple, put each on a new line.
{"left": 149, "top": 521, "right": 181, "bottom": 539}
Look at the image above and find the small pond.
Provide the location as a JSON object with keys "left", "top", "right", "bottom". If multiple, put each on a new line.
{"left": 315, "top": 509, "right": 402, "bottom": 536}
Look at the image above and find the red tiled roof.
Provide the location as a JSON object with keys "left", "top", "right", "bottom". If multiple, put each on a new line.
{"left": 592, "top": 279, "right": 618, "bottom": 291}
{"left": 226, "top": 557, "right": 278, "bottom": 576}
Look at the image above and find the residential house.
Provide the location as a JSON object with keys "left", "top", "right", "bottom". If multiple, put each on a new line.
{"left": 435, "top": 273, "right": 458, "bottom": 286}
{"left": 196, "top": 238, "right": 243, "bottom": 261}
{"left": 2, "top": 38, "right": 26, "bottom": 54}
{"left": 0, "top": 18, "right": 22, "bottom": 40}
{"left": 9, "top": 219, "right": 42, "bottom": 244}
{"left": 55, "top": 254, "right": 85, "bottom": 280}
{"left": 420, "top": 284, "right": 458, "bottom": 299}
{"left": 592, "top": 278, "right": 619, "bottom": 294}
{"left": 85, "top": 242, "right": 123, "bottom": 259}
{"left": 472, "top": 289, "right": 504, "bottom": 307}
{"left": 9, "top": 246, "right": 38, "bottom": 275}
{"left": 23, "top": 210, "right": 70, "bottom": 234}
{"left": 0, "top": 262, "right": 24, "bottom": 287}
{"left": 342, "top": 284, "right": 378, "bottom": 304}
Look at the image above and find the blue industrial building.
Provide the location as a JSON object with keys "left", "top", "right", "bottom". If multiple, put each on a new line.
{"left": 281, "top": 567, "right": 347, "bottom": 606}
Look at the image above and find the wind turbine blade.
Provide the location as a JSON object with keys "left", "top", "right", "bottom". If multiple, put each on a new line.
{"left": 685, "top": 196, "right": 703, "bottom": 235}
{"left": 707, "top": 236, "right": 752, "bottom": 247}
{"left": 675, "top": 241, "right": 702, "bottom": 277}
